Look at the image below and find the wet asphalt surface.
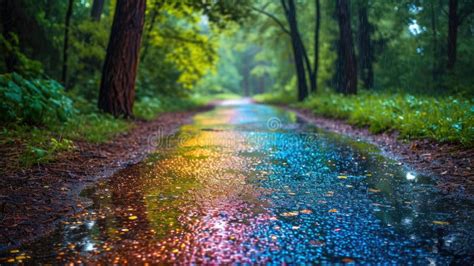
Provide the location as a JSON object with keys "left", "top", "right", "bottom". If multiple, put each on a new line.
{"left": 2, "top": 100, "right": 473, "bottom": 264}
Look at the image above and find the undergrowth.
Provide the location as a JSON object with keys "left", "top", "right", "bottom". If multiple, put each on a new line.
{"left": 253, "top": 92, "right": 297, "bottom": 105}
{"left": 298, "top": 91, "right": 473, "bottom": 146}
{"left": 0, "top": 73, "right": 209, "bottom": 168}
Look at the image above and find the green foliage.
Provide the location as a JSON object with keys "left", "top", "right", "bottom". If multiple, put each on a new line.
{"left": 68, "top": 19, "right": 110, "bottom": 99}
{"left": 0, "top": 73, "right": 75, "bottom": 125}
{"left": 21, "top": 136, "right": 75, "bottom": 167}
{"left": 253, "top": 91, "right": 297, "bottom": 105}
{"left": 134, "top": 97, "right": 166, "bottom": 120}
{"left": 63, "top": 113, "right": 131, "bottom": 143}
{"left": 134, "top": 96, "right": 208, "bottom": 121}
{"left": 299, "top": 91, "right": 474, "bottom": 145}
{"left": 0, "top": 125, "right": 75, "bottom": 167}
{"left": 0, "top": 34, "right": 44, "bottom": 76}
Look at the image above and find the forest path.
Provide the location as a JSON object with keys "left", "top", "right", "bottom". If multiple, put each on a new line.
{"left": 11, "top": 101, "right": 474, "bottom": 264}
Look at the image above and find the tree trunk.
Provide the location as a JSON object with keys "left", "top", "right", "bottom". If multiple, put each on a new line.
{"left": 140, "top": 2, "right": 163, "bottom": 62}
{"left": 335, "top": 0, "right": 357, "bottom": 94}
{"left": 357, "top": 0, "right": 373, "bottom": 89}
{"left": 312, "top": 0, "right": 321, "bottom": 93}
{"left": 98, "top": 0, "right": 146, "bottom": 117}
{"left": 447, "top": 0, "right": 458, "bottom": 71}
{"left": 90, "top": 0, "right": 105, "bottom": 21}
{"left": 282, "top": 0, "right": 308, "bottom": 101}
{"left": 430, "top": 1, "right": 439, "bottom": 84}
{"left": 61, "top": 0, "right": 74, "bottom": 88}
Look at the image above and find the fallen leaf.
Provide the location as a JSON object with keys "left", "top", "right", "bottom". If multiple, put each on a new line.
{"left": 342, "top": 258, "right": 354, "bottom": 263}
{"left": 338, "top": 175, "right": 348, "bottom": 179}
{"left": 309, "top": 240, "right": 325, "bottom": 246}
{"left": 432, "top": 221, "right": 450, "bottom": 225}
{"left": 368, "top": 188, "right": 380, "bottom": 193}
{"left": 328, "top": 209, "right": 338, "bottom": 213}
{"left": 300, "top": 209, "right": 313, "bottom": 214}
{"left": 281, "top": 211, "right": 299, "bottom": 217}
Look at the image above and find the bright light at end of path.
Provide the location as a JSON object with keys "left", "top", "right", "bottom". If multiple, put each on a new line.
{"left": 406, "top": 172, "right": 416, "bottom": 181}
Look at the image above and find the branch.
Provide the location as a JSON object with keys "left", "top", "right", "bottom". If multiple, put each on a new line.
{"left": 251, "top": 6, "right": 290, "bottom": 35}
{"left": 441, "top": 6, "right": 449, "bottom": 17}
{"left": 281, "top": 0, "right": 289, "bottom": 14}
{"left": 159, "top": 33, "right": 207, "bottom": 45}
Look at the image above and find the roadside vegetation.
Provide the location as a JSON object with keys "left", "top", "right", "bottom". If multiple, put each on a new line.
{"left": 255, "top": 91, "right": 473, "bottom": 146}
{"left": 0, "top": 73, "right": 208, "bottom": 168}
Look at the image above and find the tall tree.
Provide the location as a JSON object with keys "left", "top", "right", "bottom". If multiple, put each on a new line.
{"left": 447, "top": 0, "right": 458, "bottom": 71}
{"left": 430, "top": 0, "right": 438, "bottom": 83}
{"left": 312, "top": 0, "right": 321, "bottom": 93}
{"left": 61, "top": 0, "right": 74, "bottom": 87}
{"left": 252, "top": 1, "right": 315, "bottom": 96}
{"left": 447, "top": 0, "right": 474, "bottom": 71}
{"left": 357, "top": 0, "right": 373, "bottom": 89}
{"left": 90, "top": 0, "right": 105, "bottom": 21}
{"left": 281, "top": 0, "right": 309, "bottom": 101}
{"left": 98, "top": 0, "right": 146, "bottom": 117}
{"left": 335, "top": 0, "right": 357, "bottom": 94}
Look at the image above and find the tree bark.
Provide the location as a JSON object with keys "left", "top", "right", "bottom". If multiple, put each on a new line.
{"left": 430, "top": 1, "right": 439, "bottom": 84}
{"left": 447, "top": 0, "right": 458, "bottom": 71}
{"left": 98, "top": 0, "right": 146, "bottom": 117}
{"left": 335, "top": 0, "right": 357, "bottom": 94}
{"left": 90, "top": 0, "right": 105, "bottom": 21}
{"left": 61, "top": 0, "right": 74, "bottom": 88}
{"left": 282, "top": 0, "right": 308, "bottom": 101}
{"left": 357, "top": 0, "right": 373, "bottom": 89}
{"left": 312, "top": 0, "right": 321, "bottom": 93}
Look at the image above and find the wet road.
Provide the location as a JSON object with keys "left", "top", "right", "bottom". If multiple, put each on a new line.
{"left": 3, "top": 101, "right": 474, "bottom": 264}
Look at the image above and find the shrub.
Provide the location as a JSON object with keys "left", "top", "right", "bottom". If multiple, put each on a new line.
{"left": 134, "top": 96, "right": 205, "bottom": 120}
{"left": 0, "top": 73, "right": 76, "bottom": 125}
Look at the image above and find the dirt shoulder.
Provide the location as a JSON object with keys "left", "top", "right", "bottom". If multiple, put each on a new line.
{"left": 288, "top": 106, "right": 474, "bottom": 199}
{"left": 0, "top": 106, "right": 212, "bottom": 250}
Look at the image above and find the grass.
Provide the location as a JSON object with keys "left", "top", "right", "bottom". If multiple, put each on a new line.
{"left": 1, "top": 94, "right": 213, "bottom": 168}
{"left": 133, "top": 95, "right": 208, "bottom": 121}
{"left": 296, "top": 91, "right": 473, "bottom": 146}
{"left": 253, "top": 92, "right": 297, "bottom": 105}
{"left": 1, "top": 111, "right": 132, "bottom": 167}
